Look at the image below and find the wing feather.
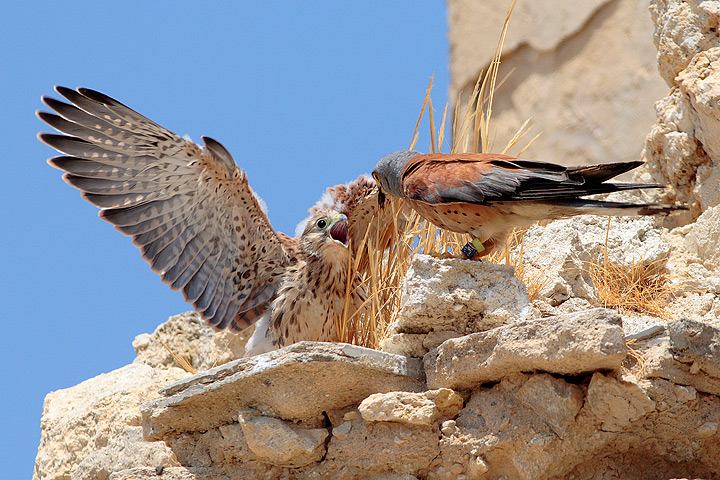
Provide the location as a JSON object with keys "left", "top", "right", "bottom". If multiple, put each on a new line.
{"left": 39, "top": 87, "right": 290, "bottom": 331}
{"left": 401, "top": 153, "right": 653, "bottom": 205}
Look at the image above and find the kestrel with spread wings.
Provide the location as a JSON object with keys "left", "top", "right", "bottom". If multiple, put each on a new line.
{"left": 373, "top": 150, "right": 686, "bottom": 258}
{"left": 38, "top": 87, "right": 388, "bottom": 356}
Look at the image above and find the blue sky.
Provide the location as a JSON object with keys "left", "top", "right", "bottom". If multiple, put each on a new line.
{"left": 0, "top": 2, "right": 449, "bottom": 477}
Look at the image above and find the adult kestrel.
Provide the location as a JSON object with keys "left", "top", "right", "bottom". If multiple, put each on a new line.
{"left": 373, "top": 150, "right": 685, "bottom": 258}
{"left": 38, "top": 87, "right": 383, "bottom": 356}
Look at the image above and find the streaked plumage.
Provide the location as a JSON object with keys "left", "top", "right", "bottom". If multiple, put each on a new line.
{"left": 38, "top": 87, "right": 382, "bottom": 355}
{"left": 373, "top": 150, "right": 686, "bottom": 257}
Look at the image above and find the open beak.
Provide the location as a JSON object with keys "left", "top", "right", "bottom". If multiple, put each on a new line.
{"left": 329, "top": 214, "right": 349, "bottom": 246}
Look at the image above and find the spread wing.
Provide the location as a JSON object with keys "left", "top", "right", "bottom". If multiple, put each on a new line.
{"left": 309, "top": 175, "right": 407, "bottom": 271}
{"left": 401, "top": 153, "right": 658, "bottom": 205}
{"left": 38, "top": 86, "right": 291, "bottom": 331}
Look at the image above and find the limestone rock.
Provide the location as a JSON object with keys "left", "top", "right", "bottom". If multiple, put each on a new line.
{"left": 142, "top": 341, "right": 424, "bottom": 441}
{"left": 449, "top": 0, "right": 666, "bottom": 169}
{"left": 424, "top": 309, "right": 627, "bottom": 390}
{"left": 643, "top": 1, "right": 720, "bottom": 218}
{"left": 586, "top": 373, "right": 656, "bottom": 432}
{"left": 238, "top": 409, "right": 328, "bottom": 467}
{"left": 358, "top": 389, "right": 463, "bottom": 426}
{"left": 519, "top": 214, "right": 671, "bottom": 308}
{"left": 109, "top": 467, "right": 216, "bottom": 480}
{"left": 642, "top": 318, "right": 720, "bottom": 396}
{"left": 514, "top": 374, "right": 585, "bottom": 438}
{"left": 678, "top": 47, "right": 720, "bottom": 163}
{"left": 132, "top": 311, "right": 248, "bottom": 372}
{"left": 650, "top": 0, "right": 720, "bottom": 86}
{"left": 393, "top": 255, "right": 530, "bottom": 334}
{"left": 318, "top": 412, "right": 440, "bottom": 479}
{"left": 33, "top": 363, "right": 187, "bottom": 480}
{"left": 684, "top": 204, "right": 720, "bottom": 269}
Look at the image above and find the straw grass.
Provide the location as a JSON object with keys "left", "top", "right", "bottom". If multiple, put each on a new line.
{"left": 335, "top": 0, "right": 554, "bottom": 349}
{"left": 589, "top": 219, "right": 675, "bottom": 317}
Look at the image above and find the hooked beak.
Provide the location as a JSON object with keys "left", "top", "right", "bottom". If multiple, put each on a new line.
{"left": 377, "top": 187, "right": 386, "bottom": 207}
{"left": 328, "top": 214, "right": 349, "bottom": 246}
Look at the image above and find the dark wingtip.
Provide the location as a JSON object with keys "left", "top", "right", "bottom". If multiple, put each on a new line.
{"left": 54, "top": 86, "right": 78, "bottom": 101}
{"left": 77, "top": 87, "right": 115, "bottom": 104}
{"left": 203, "top": 136, "right": 237, "bottom": 174}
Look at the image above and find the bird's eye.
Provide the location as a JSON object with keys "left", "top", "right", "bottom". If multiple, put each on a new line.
{"left": 316, "top": 218, "right": 327, "bottom": 229}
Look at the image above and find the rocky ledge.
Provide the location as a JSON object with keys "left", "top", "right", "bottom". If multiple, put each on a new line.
{"left": 33, "top": 1, "right": 720, "bottom": 479}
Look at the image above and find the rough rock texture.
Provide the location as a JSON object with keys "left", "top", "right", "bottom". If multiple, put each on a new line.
{"left": 238, "top": 409, "right": 328, "bottom": 467}
{"left": 358, "top": 389, "right": 464, "bottom": 426}
{"left": 521, "top": 213, "right": 671, "bottom": 309}
{"left": 380, "top": 255, "right": 530, "bottom": 357}
{"left": 133, "top": 311, "right": 250, "bottom": 371}
{"left": 642, "top": 0, "right": 720, "bottom": 223}
{"left": 142, "top": 341, "right": 425, "bottom": 440}
{"left": 425, "top": 308, "right": 627, "bottom": 390}
{"left": 448, "top": 0, "right": 667, "bottom": 168}
{"left": 35, "top": 270, "right": 720, "bottom": 480}
{"left": 33, "top": 3, "right": 720, "bottom": 479}
{"left": 33, "top": 364, "right": 188, "bottom": 480}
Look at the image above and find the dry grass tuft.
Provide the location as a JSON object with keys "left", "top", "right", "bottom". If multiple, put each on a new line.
{"left": 346, "top": 0, "right": 553, "bottom": 348}
{"left": 590, "top": 253, "right": 674, "bottom": 317}
{"left": 623, "top": 338, "right": 648, "bottom": 377}
{"left": 589, "top": 219, "right": 676, "bottom": 317}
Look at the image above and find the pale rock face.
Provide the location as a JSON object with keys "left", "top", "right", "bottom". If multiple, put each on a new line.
{"left": 642, "top": 1, "right": 720, "bottom": 222}
{"left": 586, "top": 372, "right": 656, "bottom": 432}
{"left": 358, "top": 389, "right": 464, "bottom": 426}
{"left": 449, "top": 0, "right": 667, "bottom": 169}
{"left": 683, "top": 204, "right": 720, "bottom": 269}
{"left": 381, "top": 255, "right": 530, "bottom": 357}
{"left": 520, "top": 214, "right": 672, "bottom": 307}
{"left": 650, "top": 0, "right": 720, "bottom": 86}
{"left": 33, "top": 364, "right": 187, "bottom": 480}
{"left": 33, "top": 3, "right": 720, "bottom": 480}
{"left": 424, "top": 308, "right": 627, "bottom": 390}
{"left": 132, "top": 311, "right": 250, "bottom": 371}
{"left": 238, "top": 409, "right": 328, "bottom": 467}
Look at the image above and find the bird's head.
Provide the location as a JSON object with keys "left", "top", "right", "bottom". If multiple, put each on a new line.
{"left": 372, "top": 150, "right": 422, "bottom": 206}
{"left": 300, "top": 211, "right": 349, "bottom": 260}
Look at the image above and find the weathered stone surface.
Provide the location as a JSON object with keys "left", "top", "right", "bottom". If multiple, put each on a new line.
{"left": 142, "top": 341, "right": 424, "bottom": 440}
{"left": 358, "top": 389, "right": 463, "bottom": 426}
{"left": 424, "top": 309, "right": 627, "bottom": 390}
{"left": 514, "top": 374, "right": 585, "bottom": 438}
{"left": 642, "top": 318, "right": 720, "bottom": 396}
{"left": 133, "top": 311, "right": 249, "bottom": 372}
{"left": 33, "top": 364, "right": 187, "bottom": 480}
{"left": 238, "top": 409, "right": 328, "bottom": 467}
{"left": 651, "top": 0, "right": 720, "bottom": 86}
{"left": 109, "top": 467, "right": 216, "bottom": 480}
{"left": 586, "top": 373, "right": 656, "bottom": 432}
{"left": 643, "top": 1, "right": 720, "bottom": 221}
{"left": 449, "top": 0, "right": 666, "bottom": 170}
{"left": 390, "top": 254, "right": 530, "bottom": 335}
{"left": 519, "top": 214, "right": 672, "bottom": 308}
{"left": 318, "top": 412, "right": 441, "bottom": 479}
{"left": 684, "top": 205, "right": 720, "bottom": 269}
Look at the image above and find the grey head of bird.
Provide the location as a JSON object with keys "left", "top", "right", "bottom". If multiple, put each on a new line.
{"left": 299, "top": 212, "right": 350, "bottom": 261}
{"left": 372, "top": 149, "right": 422, "bottom": 205}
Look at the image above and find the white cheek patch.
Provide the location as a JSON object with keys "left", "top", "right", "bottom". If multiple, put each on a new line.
{"left": 295, "top": 215, "right": 312, "bottom": 238}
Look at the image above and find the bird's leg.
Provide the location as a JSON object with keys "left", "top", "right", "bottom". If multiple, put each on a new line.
{"left": 461, "top": 238, "right": 498, "bottom": 260}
